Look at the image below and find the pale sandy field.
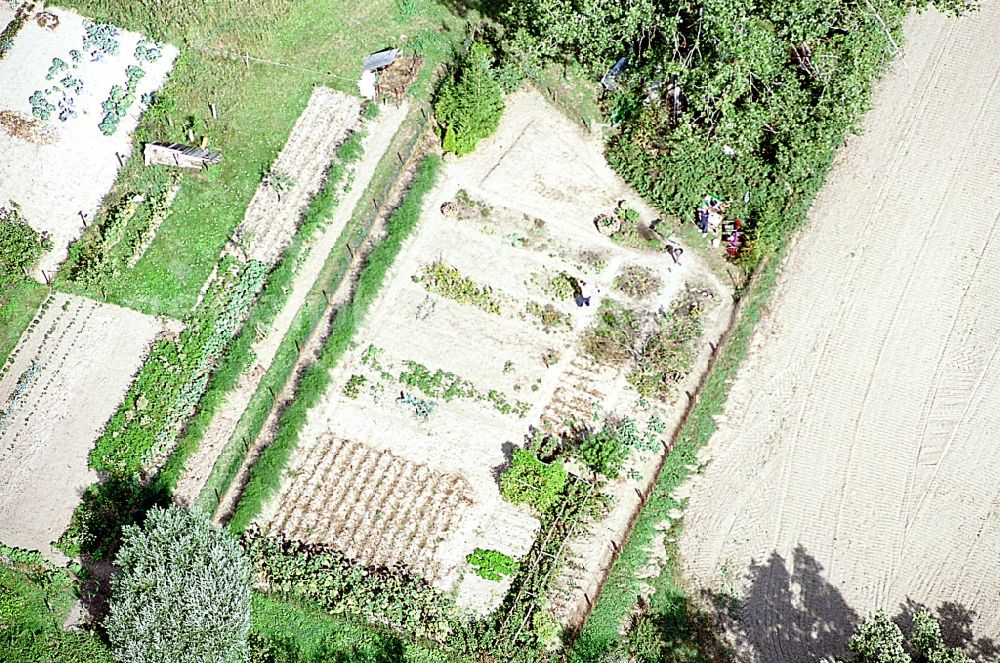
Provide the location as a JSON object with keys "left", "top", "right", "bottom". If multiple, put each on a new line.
{"left": 678, "top": 4, "right": 1000, "bottom": 660}
{"left": 0, "top": 6, "right": 176, "bottom": 277}
{"left": 0, "top": 293, "right": 161, "bottom": 561}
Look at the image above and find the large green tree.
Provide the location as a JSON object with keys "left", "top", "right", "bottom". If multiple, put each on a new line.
{"left": 105, "top": 506, "right": 251, "bottom": 663}
{"left": 434, "top": 42, "right": 505, "bottom": 156}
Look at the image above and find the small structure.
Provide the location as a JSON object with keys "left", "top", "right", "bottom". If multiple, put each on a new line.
{"left": 359, "top": 48, "right": 400, "bottom": 100}
{"left": 144, "top": 142, "right": 222, "bottom": 169}
{"left": 601, "top": 56, "right": 628, "bottom": 91}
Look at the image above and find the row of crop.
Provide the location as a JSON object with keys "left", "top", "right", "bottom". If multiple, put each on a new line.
{"left": 227, "top": 154, "right": 442, "bottom": 532}
{"left": 155, "top": 131, "right": 365, "bottom": 498}
{"left": 85, "top": 257, "right": 266, "bottom": 481}
{"left": 243, "top": 529, "right": 456, "bottom": 642}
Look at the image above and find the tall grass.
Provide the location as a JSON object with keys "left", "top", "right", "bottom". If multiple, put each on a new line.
{"left": 228, "top": 155, "right": 442, "bottom": 532}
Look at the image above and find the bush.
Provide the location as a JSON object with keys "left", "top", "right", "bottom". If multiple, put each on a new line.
{"left": 467, "top": 548, "right": 519, "bottom": 581}
{"left": 500, "top": 449, "right": 567, "bottom": 514}
{"left": 0, "top": 204, "right": 51, "bottom": 284}
{"left": 434, "top": 42, "right": 504, "bottom": 155}
{"left": 106, "top": 506, "right": 251, "bottom": 663}
{"left": 613, "top": 264, "right": 661, "bottom": 300}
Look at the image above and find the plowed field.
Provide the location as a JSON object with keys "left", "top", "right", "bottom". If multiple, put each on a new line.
{"left": 679, "top": 4, "right": 1000, "bottom": 659}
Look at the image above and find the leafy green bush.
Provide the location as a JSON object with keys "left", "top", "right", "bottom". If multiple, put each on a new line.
{"left": 0, "top": 204, "right": 51, "bottom": 284}
{"left": 434, "top": 42, "right": 504, "bottom": 155}
{"left": 575, "top": 426, "right": 629, "bottom": 478}
{"left": 106, "top": 506, "right": 251, "bottom": 663}
{"left": 243, "top": 530, "right": 455, "bottom": 641}
{"left": 467, "top": 548, "right": 519, "bottom": 581}
{"left": 500, "top": 449, "right": 567, "bottom": 514}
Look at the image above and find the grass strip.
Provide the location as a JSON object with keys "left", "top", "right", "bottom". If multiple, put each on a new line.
{"left": 155, "top": 138, "right": 362, "bottom": 496}
{"left": 228, "top": 154, "right": 441, "bottom": 532}
{"left": 195, "top": 109, "right": 430, "bottom": 515}
{"left": 570, "top": 255, "right": 780, "bottom": 661}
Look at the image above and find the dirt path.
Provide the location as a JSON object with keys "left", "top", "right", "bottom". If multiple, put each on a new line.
{"left": 678, "top": 4, "right": 1000, "bottom": 660}
{"left": 171, "top": 102, "right": 408, "bottom": 507}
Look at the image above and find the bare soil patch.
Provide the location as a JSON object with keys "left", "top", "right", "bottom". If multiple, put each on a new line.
{"left": 0, "top": 6, "right": 176, "bottom": 277}
{"left": 232, "top": 87, "right": 362, "bottom": 266}
{"left": 259, "top": 88, "right": 731, "bottom": 617}
{"left": 0, "top": 292, "right": 161, "bottom": 561}
{"left": 678, "top": 4, "right": 1000, "bottom": 659}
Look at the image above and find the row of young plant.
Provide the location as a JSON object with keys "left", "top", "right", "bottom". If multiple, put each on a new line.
{"left": 57, "top": 125, "right": 370, "bottom": 560}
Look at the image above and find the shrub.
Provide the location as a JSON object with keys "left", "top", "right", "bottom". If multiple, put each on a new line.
{"left": 500, "top": 449, "right": 567, "bottom": 514}
{"left": 0, "top": 204, "right": 50, "bottom": 284}
{"left": 106, "top": 506, "right": 251, "bottom": 663}
{"left": 467, "top": 548, "right": 518, "bottom": 581}
{"left": 434, "top": 42, "right": 505, "bottom": 155}
{"left": 575, "top": 425, "right": 629, "bottom": 478}
{"left": 613, "top": 264, "right": 661, "bottom": 300}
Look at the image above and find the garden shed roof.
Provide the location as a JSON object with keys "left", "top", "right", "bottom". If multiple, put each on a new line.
{"left": 363, "top": 48, "right": 399, "bottom": 72}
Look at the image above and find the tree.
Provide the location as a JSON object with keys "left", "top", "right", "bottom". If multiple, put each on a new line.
{"left": 105, "top": 506, "right": 251, "bottom": 663}
{"left": 846, "top": 610, "right": 973, "bottom": 663}
{"left": 434, "top": 42, "right": 505, "bottom": 156}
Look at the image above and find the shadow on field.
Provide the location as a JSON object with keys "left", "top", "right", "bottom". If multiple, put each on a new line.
{"left": 708, "top": 545, "right": 998, "bottom": 662}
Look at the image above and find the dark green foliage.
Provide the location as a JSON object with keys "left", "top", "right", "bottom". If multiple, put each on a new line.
{"left": 89, "top": 258, "right": 267, "bottom": 478}
{"left": 0, "top": 544, "right": 113, "bottom": 662}
{"left": 0, "top": 205, "right": 51, "bottom": 286}
{"left": 106, "top": 506, "right": 251, "bottom": 663}
{"left": 434, "top": 43, "right": 504, "bottom": 155}
{"left": 467, "top": 548, "right": 519, "bottom": 581}
{"left": 228, "top": 156, "right": 441, "bottom": 532}
{"left": 845, "top": 610, "right": 974, "bottom": 663}
{"left": 243, "top": 531, "right": 454, "bottom": 641}
{"left": 575, "top": 424, "right": 630, "bottom": 478}
{"left": 500, "top": 448, "right": 567, "bottom": 514}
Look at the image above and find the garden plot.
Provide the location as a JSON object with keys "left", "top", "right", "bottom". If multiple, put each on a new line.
{"left": 679, "top": 4, "right": 1000, "bottom": 659}
{"left": 0, "top": 292, "right": 161, "bottom": 559}
{"left": 0, "top": 6, "right": 176, "bottom": 278}
{"left": 259, "top": 88, "right": 730, "bottom": 617}
{"left": 232, "top": 87, "right": 361, "bottom": 266}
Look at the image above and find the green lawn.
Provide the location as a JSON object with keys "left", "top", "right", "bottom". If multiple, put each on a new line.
{"left": 53, "top": 0, "right": 464, "bottom": 319}
{"left": 0, "top": 280, "right": 48, "bottom": 366}
{"left": 0, "top": 548, "right": 112, "bottom": 662}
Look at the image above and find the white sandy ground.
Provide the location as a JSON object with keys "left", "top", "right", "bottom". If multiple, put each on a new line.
{"left": 259, "top": 88, "right": 730, "bottom": 617}
{"left": 677, "top": 4, "right": 1000, "bottom": 660}
{"left": 171, "top": 101, "right": 409, "bottom": 507}
{"left": 0, "top": 293, "right": 161, "bottom": 561}
{"left": 0, "top": 6, "right": 176, "bottom": 278}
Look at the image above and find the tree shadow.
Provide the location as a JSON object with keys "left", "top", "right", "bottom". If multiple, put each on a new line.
{"left": 703, "top": 545, "right": 998, "bottom": 662}
{"left": 432, "top": 0, "right": 504, "bottom": 20}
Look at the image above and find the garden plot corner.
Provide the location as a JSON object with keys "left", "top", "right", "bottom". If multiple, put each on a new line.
{"left": 0, "top": 292, "right": 163, "bottom": 561}
{"left": 0, "top": 6, "right": 177, "bottom": 278}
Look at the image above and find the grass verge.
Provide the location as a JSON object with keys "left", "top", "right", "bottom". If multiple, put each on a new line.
{"left": 571, "top": 255, "right": 780, "bottom": 661}
{"left": 0, "top": 281, "right": 49, "bottom": 367}
{"left": 228, "top": 154, "right": 442, "bottom": 532}
{"left": 0, "top": 545, "right": 112, "bottom": 662}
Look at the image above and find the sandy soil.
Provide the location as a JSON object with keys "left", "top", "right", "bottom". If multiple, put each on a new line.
{"left": 171, "top": 102, "right": 408, "bottom": 507}
{"left": 0, "top": 293, "right": 161, "bottom": 561}
{"left": 678, "top": 4, "right": 1000, "bottom": 660}
{"left": 260, "top": 88, "right": 730, "bottom": 616}
{"left": 0, "top": 6, "right": 176, "bottom": 277}
{"left": 232, "top": 87, "right": 362, "bottom": 266}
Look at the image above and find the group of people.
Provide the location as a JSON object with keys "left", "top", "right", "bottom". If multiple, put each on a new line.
{"left": 696, "top": 193, "right": 743, "bottom": 257}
